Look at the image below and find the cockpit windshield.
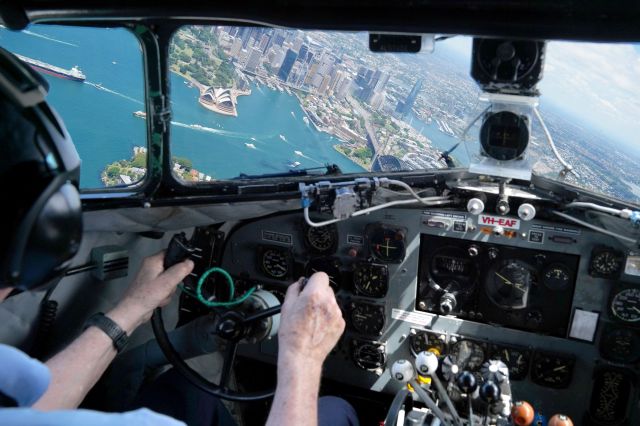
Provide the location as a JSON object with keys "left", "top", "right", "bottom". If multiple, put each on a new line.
{"left": 1, "top": 24, "right": 639, "bottom": 203}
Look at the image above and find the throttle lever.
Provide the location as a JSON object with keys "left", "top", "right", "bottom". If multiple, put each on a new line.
{"left": 164, "top": 232, "right": 198, "bottom": 269}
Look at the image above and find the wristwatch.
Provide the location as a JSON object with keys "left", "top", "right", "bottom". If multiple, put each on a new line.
{"left": 84, "top": 312, "right": 129, "bottom": 353}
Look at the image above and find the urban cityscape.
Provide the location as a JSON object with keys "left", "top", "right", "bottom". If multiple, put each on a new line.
{"left": 168, "top": 25, "right": 640, "bottom": 203}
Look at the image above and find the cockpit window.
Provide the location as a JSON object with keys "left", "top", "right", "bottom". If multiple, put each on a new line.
{"left": 168, "top": 25, "right": 640, "bottom": 204}
{"left": 0, "top": 24, "right": 145, "bottom": 189}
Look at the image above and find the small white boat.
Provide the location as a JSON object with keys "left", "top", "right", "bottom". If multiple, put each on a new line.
{"left": 245, "top": 143, "right": 256, "bottom": 149}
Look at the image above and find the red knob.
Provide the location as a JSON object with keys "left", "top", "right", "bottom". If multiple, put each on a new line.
{"left": 548, "top": 414, "right": 573, "bottom": 426}
{"left": 348, "top": 247, "right": 359, "bottom": 257}
{"left": 511, "top": 401, "right": 535, "bottom": 426}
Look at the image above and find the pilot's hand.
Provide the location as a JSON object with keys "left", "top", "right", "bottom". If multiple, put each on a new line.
{"left": 278, "top": 272, "right": 345, "bottom": 368}
{"left": 109, "top": 251, "right": 194, "bottom": 332}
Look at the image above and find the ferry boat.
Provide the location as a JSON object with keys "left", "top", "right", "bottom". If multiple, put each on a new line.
{"left": 15, "top": 54, "right": 86, "bottom": 82}
{"left": 133, "top": 110, "right": 146, "bottom": 118}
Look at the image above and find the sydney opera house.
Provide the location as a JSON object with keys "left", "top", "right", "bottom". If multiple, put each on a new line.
{"left": 198, "top": 87, "right": 237, "bottom": 116}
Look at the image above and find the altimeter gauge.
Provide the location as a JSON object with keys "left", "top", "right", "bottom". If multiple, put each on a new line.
{"left": 260, "top": 246, "right": 291, "bottom": 280}
{"left": 350, "top": 302, "right": 385, "bottom": 336}
{"left": 610, "top": 287, "right": 640, "bottom": 323}
{"left": 542, "top": 264, "right": 571, "bottom": 291}
{"left": 589, "top": 246, "right": 623, "bottom": 278}
{"left": 303, "top": 222, "right": 338, "bottom": 255}
{"left": 353, "top": 263, "right": 389, "bottom": 298}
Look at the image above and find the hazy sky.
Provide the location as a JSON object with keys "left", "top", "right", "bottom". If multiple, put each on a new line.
{"left": 441, "top": 37, "right": 640, "bottom": 151}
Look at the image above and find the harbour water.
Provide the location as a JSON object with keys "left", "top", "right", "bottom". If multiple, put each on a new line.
{"left": 0, "top": 24, "right": 466, "bottom": 187}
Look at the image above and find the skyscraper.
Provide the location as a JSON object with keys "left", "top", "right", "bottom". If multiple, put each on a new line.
{"left": 277, "top": 49, "right": 298, "bottom": 82}
{"left": 397, "top": 78, "right": 423, "bottom": 115}
{"left": 298, "top": 44, "right": 309, "bottom": 63}
{"left": 245, "top": 47, "right": 262, "bottom": 72}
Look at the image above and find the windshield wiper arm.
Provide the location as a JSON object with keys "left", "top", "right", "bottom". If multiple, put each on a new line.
{"left": 233, "top": 164, "right": 342, "bottom": 180}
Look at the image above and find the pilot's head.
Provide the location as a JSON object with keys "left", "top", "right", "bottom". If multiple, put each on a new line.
{"left": 0, "top": 46, "right": 82, "bottom": 293}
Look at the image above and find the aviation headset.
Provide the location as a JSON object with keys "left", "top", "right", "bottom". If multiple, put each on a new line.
{"left": 0, "top": 46, "right": 82, "bottom": 291}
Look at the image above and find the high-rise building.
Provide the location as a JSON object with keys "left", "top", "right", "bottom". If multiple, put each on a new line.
{"left": 298, "top": 44, "right": 308, "bottom": 63}
{"left": 329, "top": 70, "right": 345, "bottom": 95}
{"left": 259, "top": 34, "right": 271, "bottom": 53}
{"left": 397, "top": 78, "right": 423, "bottom": 115}
{"left": 318, "top": 74, "right": 332, "bottom": 95}
{"left": 304, "top": 63, "right": 319, "bottom": 86}
{"left": 305, "top": 51, "right": 314, "bottom": 64}
{"left": 293, "top": 37, "right": 303, "bottom": 53}
{"left": 245, "top": 47, "right": 262, "bottom": 72}
{"left": 373, "top": 71, "right": 390, "bottom": 92}
{"left": 270, "top": 47, "right": 285, "bottom": 68}
{"left": 273, "top": 33, "right": 286, "bottom": 47}
{"left": 277, "top": 49, "right": 298, "bottom": 82}
{"left": 336, "top": 76, "right": 352, "bottom": 98}
{"left": 230, "top": 37, "right": 243, "bottom": 58}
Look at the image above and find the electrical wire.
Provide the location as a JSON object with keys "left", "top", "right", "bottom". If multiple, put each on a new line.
{"left": 533, "top": 107, "right": 579, "bottom": 179}
{"left": 179, "top": 266, "right": 257, "bottom": 308}
{"left": 303, "top": 207, "right": 342, "bottom": 228}
{"left": 385, "top": 179, "right": 446, "bottom": 205}
{"left": 352, "top": 197, "right": 452, "bottom": 217}
{"left": 551, "top": 211, "right": 637, "bottom": 244}
{"left": 564, "top": 202, "right": 632, "bottom": 217}
{"left": 410, "top": 380, "right": 448, "bottom": 424}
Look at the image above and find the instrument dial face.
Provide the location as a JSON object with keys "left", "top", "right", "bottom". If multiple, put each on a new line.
{"left": 303, "top": 223, "right": 338, "bottom": 254}
{"left": 410, "top": 330, "right": 446, "bottom": 356}
{"left": 590, "top": 248, "right": 623, "bottom": 278}
{"left": 542, "top": 264, "right": 571, "bottom": 291}
{"left": 306, "top": 257, "right": 341, "bottom": 291}
{"left": 261, "top": 247, "right": 290, "bottom": 279}
{"left": 350, "top": 302, "right": 385, "bottom": 336}
{"left": 352, "top": 341, "right": 386, "bottom": 371}
{"left": 531, "top": 351, "right": 575, "bottom": 388}
{"left": 600, "top": 326, "right": 640, "bottom": 364}
{"left": 611, "top": 288, "right": 640, "bottom": 323}
{"left": 486, "top": 260, "right": 535, "bottom": 309}
{"left": 367, "top": 225, "right": 406, "bottom": 263}
{"left": 490, "top": 345, "right": 530, "bottom": 380}
{"left": 450, "top": 340, "right": 486, "bottom": 371}
{"left": 353, "top": 263, "right": 389, "bottom": 298}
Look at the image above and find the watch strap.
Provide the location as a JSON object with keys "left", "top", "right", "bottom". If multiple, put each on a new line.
{"left": 84, "top": 312, "right": 128, "bottom": 353}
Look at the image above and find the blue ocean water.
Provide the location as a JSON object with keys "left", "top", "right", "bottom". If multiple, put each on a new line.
{"left": 0, "top": 24, "right": 462, "bottom": 187}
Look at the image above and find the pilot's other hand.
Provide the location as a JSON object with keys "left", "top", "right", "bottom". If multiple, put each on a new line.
{"left": 278, "top": 272, "right": 345, "bottom": 367}
{"left": 111, "top": 251, "right": 194, "bottom": 330}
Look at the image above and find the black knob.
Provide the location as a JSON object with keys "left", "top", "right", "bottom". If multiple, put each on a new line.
{"left": 439, "top": 293, "right": 457, "bottom": 315}
{"left": 456, "top": 371, "right": 477, "bottom": 394}
{"left": 479, "top": 380, "right": 501, "bottom": 403}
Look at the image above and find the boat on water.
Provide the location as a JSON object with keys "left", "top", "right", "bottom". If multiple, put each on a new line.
{"left": 133, "top": 110, "right": 146, "bottom": 118}
{"left": 294, "top": 150, "right": 303, "bottom": 156}
{"left": 279, "top": 134, "right": 287, "bottom": 142}
{"left": 287, "top": 161, "right": 301, "bottom": 168}
{"left": 245, "top": 143, "right": 256, "bottom": 149}
{"left": 303, "top": 116, "right": 309, "bottom": 125}
{"left": 15, "top": 54, "right": 86, "bottom": 82}
{"left": 290, "top": 111, "right": 296, "bottom": 119}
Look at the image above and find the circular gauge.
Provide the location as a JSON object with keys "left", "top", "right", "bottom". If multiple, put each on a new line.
{"left": 531, "top": 351, "right": 575, "bottom": 389}
{"left": 367, "top": 225, "right": 406, "bottom": 263}
{"left": 261, "top": 247, "right": 290, "bottom": 279}
{"left": 542, "top": 264, "right": 571, "bottom": 291}
{"left": 600, "top": 326, "right": 640, "bottom": 364}
{"left": 450, "top": 340, "right": 486, "bottom": 371}
{"left": 352, "top": 341, "right": 386, "bottom": 371}
{"left": 590, "top": 248, "right": 623, "bottom": 278}
{"left": 306, "top": 257, "right": 341, "bottom": 291}
{"left": 479, "top": 111, "right": 529, "bottom": 161}
{"left": 410, "top": 330, "right": 446, "bottom": 356}
{"left": 486, "top": 260, "right": 535, "bottom": 309}
{"left": 475, "top": 39, "right": 541, "bottom": 85}
{"left": 303, "top": 223, "right": 338, "bottom": 255}
{"left": 353, "top": 263, "right": 389, "bottom": 298}
{"left": 350, "top": 302, "right": 385, "bottom": 336}
{"left": 490, "top": 345, "right": 530, "bottom": 380}
{"left": 611, "top": 288, "right": 640, "bottom": 323}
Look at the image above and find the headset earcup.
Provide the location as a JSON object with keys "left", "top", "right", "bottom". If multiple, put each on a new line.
{"left": 20, "top": 182, "right": 82, "bottom": 290}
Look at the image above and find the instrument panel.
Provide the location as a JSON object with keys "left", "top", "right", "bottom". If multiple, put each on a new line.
{"left": 216, "top": 208, "right": 640, "bottom": 423}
